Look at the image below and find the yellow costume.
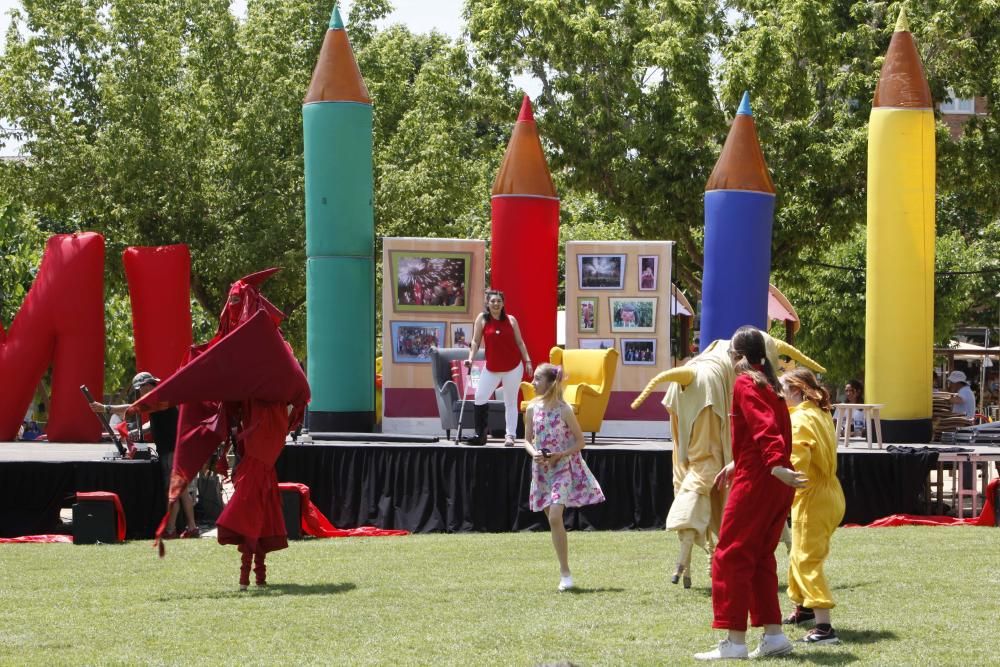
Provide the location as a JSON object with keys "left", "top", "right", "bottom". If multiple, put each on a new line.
{"left": 787, "top": 401, "right": 845, "bottom": 610}
{"left": 632, "top": 336, "right": 825, "bottom": 588}
{"left": 662, "top": 343, "right": 734, "bottom": 587}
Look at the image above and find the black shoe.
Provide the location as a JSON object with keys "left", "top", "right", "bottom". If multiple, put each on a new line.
{"left": 799, "top": 627, "right": 840, "bottom": 645}
{"left": 783, "top": 606, "right": 815, "bottom": 625}
{"left": 465, "top": 403, "right": 488, "bottom": 446}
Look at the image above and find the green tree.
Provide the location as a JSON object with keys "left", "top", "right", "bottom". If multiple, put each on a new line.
{"left": 466, "top": 0, "right": 727, "bottom": 291}
{"left": 466, "top": 0, "right": 1000, "bottom": 379}
{"left": 0, "top": 162, "right": 45, "bottom": 328}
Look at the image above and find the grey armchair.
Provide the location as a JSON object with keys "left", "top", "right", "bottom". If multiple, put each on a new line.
{"left": 429, "top": 347, "right": 505, "bottom": 440}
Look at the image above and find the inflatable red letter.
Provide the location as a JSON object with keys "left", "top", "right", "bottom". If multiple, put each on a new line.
{"left": 0, "top": 233, "right": 105, "bottom": 442}
{"left": 123, "top": 245, "right": 193, "bottom": 380}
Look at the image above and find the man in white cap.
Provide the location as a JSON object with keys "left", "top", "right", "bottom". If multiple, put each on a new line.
{"left": 89, "top": 371, "right": 200, "bottom": 538}
{"left": 947, "top": 370, "right": 976, "bottom": 419}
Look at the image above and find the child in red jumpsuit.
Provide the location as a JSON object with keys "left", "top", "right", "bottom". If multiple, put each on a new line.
{"left": 694, "top": 326, "right": 807, "bottom": 661}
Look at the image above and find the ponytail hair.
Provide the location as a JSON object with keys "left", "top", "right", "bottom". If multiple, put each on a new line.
{"left": 782, "top": 367, "right": 831, "bottom": 411}
{"left": 532, "top": 363, "right": 564, "bottom": 406}
{"left": 730, "top": 325, "right": 783, "bottom": 398}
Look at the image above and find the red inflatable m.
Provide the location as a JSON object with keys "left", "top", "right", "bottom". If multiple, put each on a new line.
{"left": 0, "top": 233, "right": 105, "bottom": 442}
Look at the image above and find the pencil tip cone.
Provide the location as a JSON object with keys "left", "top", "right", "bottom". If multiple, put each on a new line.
{"left": 737, "top": 90, "right": 752, "bottom": 116}
{"left": 517, "top": 94, "right": 534, "bottom": 122}
{"left": 895, "top": 6, "right": 909, "bottom": 32}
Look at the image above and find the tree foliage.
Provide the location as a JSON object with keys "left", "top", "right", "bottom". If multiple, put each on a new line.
{"left": 2, "top": 0, "right": 1000, "bottom": 391}
{"left": 466, "top": 0, "right": 728, "bottom": 290}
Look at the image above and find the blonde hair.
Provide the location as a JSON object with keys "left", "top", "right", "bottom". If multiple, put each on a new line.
{"left": 782, "top": 367, "right": 832, "bottom": 411}
{"left": 531, "top": 363, "right": 564, "bottom": 407}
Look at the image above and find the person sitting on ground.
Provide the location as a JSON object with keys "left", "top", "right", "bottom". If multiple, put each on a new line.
{"left": 20, "top": 420, "right": 43, "bottom": 441}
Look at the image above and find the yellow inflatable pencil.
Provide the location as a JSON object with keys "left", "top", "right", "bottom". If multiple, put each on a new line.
{"left": 865, "top": 7, "right": 935, "bottom": 441}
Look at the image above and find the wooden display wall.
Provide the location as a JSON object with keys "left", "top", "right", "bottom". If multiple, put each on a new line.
{"left": 381, "top": 237, "right": 487, "bottom": 424}
{"left": 564, "top": 240, "right": 674, "bottom": 421}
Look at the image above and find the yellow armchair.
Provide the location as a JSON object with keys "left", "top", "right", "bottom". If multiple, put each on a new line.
{"left": 520, "top": 346, "right": 619, "bottom": 440}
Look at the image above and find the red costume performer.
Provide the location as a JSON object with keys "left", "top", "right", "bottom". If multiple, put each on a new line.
{"left": 133, "top": 269, "right": 309, "bottom": 589}
{"left": 711, "top": 371, "right": 794, "bottom": 630}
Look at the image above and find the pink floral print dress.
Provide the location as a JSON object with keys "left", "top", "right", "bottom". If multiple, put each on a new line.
{"left": 528, "top": 402, "right": 606, "bottom": 511}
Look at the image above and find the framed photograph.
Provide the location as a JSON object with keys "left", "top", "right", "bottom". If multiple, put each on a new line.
{"left": 579, "top": 338, "right": 616, "bottom": 350}
{"left": 621, "top": 338, "right": 657, "bottom": 365}
{"left": 577, "top": 297, "right": 598, "bottom": 333}
{"left": 609, "top": 297, "right": 657, "bottom": 333}
{"left": 638, "top": 255, "right": 659, "bottom": 291}
{"left": 450, "top": 321, "right": 474, "bottom": 349}
{"left": 391, "top": 251, "right": 471, "bottom": 313}
{"left": 578, "top": 254, "right": 626, "bottom": 290}
{"left": 390, "top": 321, "right": 446, "bottom": 363}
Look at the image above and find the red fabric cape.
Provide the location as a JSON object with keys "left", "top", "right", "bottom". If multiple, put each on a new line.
{"left": 133, "top": 310, "right": 309, "bottom": 486}
{"left": 131, "top": 308, "right": 310, "bottom": 555}
{"left": 278, "top": 483, "right": 409, "bottom": 538}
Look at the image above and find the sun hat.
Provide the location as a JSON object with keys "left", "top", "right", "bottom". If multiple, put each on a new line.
{"left": 131, "top": 371, "right": 161, "bottom": 392}
{"left": 947, "top": 370, "right": 967, "bottom": 384}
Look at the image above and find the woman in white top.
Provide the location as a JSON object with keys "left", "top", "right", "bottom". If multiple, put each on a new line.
{"left": 844, "top": 380, "right": 866, "bottom": 436}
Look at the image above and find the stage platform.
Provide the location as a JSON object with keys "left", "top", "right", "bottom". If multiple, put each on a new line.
{"left": 1, "top": 439, "right": 988, "bottom": 538}
{"left": 273, "top": 437, "right": 964, "bottom": 533}
{"left": 0, "top": 442, "right": 165, "bottom": 539}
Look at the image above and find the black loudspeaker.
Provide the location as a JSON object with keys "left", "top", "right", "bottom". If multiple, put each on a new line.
{"left": 72, "top": 501, "right": 120, "bottom": 545}
{"left": 281, "top": 489, "right": 301, "bottom": 540}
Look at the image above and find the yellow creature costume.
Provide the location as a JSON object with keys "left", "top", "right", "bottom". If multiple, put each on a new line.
{"left": 662, "top": 341, "right": 734, "bottom": 587}
{"left": 633, "top": 335, "right": 825, "bottom": 588}
{"left": 787, "top": 400, "right": 845, "bottom": 610}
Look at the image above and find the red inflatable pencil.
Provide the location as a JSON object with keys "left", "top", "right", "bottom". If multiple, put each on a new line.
{"left": 490, "top": 95, "right": 559, "bottom": 369}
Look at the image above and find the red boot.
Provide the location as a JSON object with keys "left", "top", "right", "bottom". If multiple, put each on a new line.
{"left": 239, "top": 549, "right": 252, "bottom": 590}
{"left": 253, "top": 551, "right": 267, "bottom": 587}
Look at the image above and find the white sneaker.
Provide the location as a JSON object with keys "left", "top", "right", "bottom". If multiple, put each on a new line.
{"left": 558, "top": 575, "right": 573, "bottom": 591}
{"left": 748, "top": 633, "right": 793, "bottom": 658}
{"left": 694, "top": 639, "right": 749, "bottom": 661}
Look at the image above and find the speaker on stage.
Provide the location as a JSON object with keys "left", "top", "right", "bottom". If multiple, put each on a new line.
{"left": 72, "top": 500, "right": 120, "bottom": 545}
{"left": 281, "top": 488, "right": 301, "bottom": 540}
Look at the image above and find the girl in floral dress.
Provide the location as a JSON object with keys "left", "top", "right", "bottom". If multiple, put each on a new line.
{"left": 525, "top": 363, "right": 605, "bottom": 591}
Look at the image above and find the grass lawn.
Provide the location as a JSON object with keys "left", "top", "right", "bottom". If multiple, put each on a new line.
{"left": 1, "top": 526, "right": 998, "bottom": 665}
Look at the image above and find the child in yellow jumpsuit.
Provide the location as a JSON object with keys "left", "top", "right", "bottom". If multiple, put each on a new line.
{"left": 780, "top": 368, "right": 845, "bottom": 645}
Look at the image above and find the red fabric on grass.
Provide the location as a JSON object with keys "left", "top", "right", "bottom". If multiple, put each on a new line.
{"left": 0, "top": 535, "right": 73, "bottom": 544}
{"left": 278, "top": 483, "right": 408, "bottom": 538}
{"left": 77, "top": 491, "right": 126, "bottom": 542}
{"left": 845, "top": 478, "right": 999, "bottom": 528}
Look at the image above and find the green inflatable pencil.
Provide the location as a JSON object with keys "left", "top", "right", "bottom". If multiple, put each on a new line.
{"left": 304, "top": 5, "right": 374, "bottom": 432}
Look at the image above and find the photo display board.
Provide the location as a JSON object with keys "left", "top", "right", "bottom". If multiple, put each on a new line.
{"left": 565, "top": 240, "right": 674, "bottom": 419}
{"left": 381, "top": 238, "right": 487, "bottom": 421}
